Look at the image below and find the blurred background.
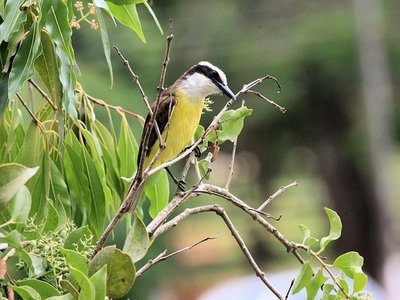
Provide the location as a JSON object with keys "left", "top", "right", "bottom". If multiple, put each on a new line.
{"left": 74, "top": 0, "right": 399, "bottom": 299}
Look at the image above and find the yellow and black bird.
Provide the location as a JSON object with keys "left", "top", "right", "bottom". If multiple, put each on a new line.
{"left": 125, "top": 61, "right": 235, "bottom": 212}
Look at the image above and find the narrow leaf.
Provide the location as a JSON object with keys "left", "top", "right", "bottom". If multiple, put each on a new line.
{"left": 42, "top": 199, "right": 60, "bottom": 232}
{"left": 0, "top": 0, "right": 26, "bottom": 43}
{"left": 89, "top": 265, "right": 107, "bottom": 300}
{"left": 0, "top": 72, "right": 9, "bottom": 116}
{"left": 95, "top": 6, "right": 113, "bottom": 86}
{"left": 46, "top": 1, "right": 77, "bottom": 119}
{"left": 69, "top": 266, "right": 95, "bottom": 300}
{"left": 143, "top": 1, "right": 163, "bottom": 34}
{"left": 8, "top": 185, "right": 31, "bottom": 224}
{"left": 118, "top": 114, "right": 138, "bottom": 178}
{"left": 8, "top": 22, "right": 41, "bottom": 100}
{"left": 34, "top": 30, "right": 62, "bottom": 108}
{"left": 0, "top": 163, "right": 38, "bottom": 210}
{"left": 145, "top": 170, "right": 169, "bottom": 219}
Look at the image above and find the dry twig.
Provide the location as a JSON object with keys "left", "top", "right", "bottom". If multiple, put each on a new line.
{"left": 258, "top": 180, "right": 299, "bottom": 211}
{"left": 136, "top": 236, "right": 215, "bottom": 278}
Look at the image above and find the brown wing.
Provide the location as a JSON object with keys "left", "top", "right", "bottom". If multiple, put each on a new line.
{"left": 137, "top": 91, "right": 176, "bottom": 166}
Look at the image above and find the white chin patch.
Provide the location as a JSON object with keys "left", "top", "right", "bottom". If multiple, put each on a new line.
{"left": 182, "top": 73, "right": 220, "bottom": 99}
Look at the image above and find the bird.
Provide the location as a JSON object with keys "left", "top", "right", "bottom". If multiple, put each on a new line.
{"left": 124, "top": 61, "right": 236, "bottom": 212}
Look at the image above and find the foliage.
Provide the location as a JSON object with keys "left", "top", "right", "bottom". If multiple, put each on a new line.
{"left": 0, "top": 1, "right": 371, "bottom": 300}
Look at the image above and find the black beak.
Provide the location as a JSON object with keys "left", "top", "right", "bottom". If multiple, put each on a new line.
{"left": 213, "top": 79, "right": 236, "bottom": 100}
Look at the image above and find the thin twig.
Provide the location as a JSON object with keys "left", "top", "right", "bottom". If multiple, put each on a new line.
{"left": 16, "top": 94, "right": 46, "bottom": 133}
{"left": 113, "top": 46, "right": 165, "bottom": 173}
{"left": 136, "top": 236, "right": 215, "bottom": 278}
{"left": 153, "top": 204, "right": 285, "bottom": 300}
{"left": 84, "top": 93, "right": 145, "bottom": 124}
{"left": 310, "top": 250, "right": 351, "bottom": 299}
{"left": 194, "top": 183, "right": 306, "bottom": 264}
{"left": 246, "top": 89, "right": 286, "bottom": 113}
{"left": 285, "top": 279, "right": 295, "bottom": 300}
{"left": 225, "top": 137, "right": 238, "bottom": 190}
{"left": 147, "top": 169, "right": 211, "bottom": 238}
{"left": 258, "top": 180, "right": 299, "bottom": 211}
{"left": 28, "top": 79, "right": 57, "bottom": 110}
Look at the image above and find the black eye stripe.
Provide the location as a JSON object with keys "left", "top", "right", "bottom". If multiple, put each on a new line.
{"left": 186, "top": 64, "right": 223, "bottom": 84}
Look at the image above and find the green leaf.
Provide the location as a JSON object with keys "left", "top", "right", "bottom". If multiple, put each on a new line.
{"left": 60, "top": 280, "right": 79, "bottom": 299}
{"left": 64, "top": 226, "right": 93, "bottom": 252}
{"left": 0, "top": 163, "right": 38, "bottom": 210}
{"left": 0, "top": 0, "right": 26, "bottom": 43}
{"left": 123, "top": 215, "right": 149, "bottom": 262}
{"left": 17, "top": 279, "right": 60, "bottom": 298}
{"left": 321, "top": 283, "right": 334, "bottom": 300}
{"left": 88, "top": 245, "right": 136, "bottom": 299}
{"left": 89, "top": 265, "right": 107, "bottom": 300}
{"left": 319, "top": 207, "right": 342, "bottom": 253}
{"left": 8, "top": 185, "right": 31, "bottom": 224}
{"left": 107, "top": 0, "right": 145, "bottom": 5}
{"left": 118, "top": 114, "right": 138, "bottom": 178}
{"left": 143, "top": 1, "right": 163, "bottom": 34}
{"left": 106, "top": 2, "right": 146, "bottom": 42}
{"left": 306, "top": 269, "right": 328, "bottom": 300}
{"left": 0, "top": 230, "right": 32, "bottom": 270}
{"left": 198, "top": 152, "right": 212, "bottom": 179}
{"left": 81, "top": 146, "right": 106, "bottom": 239}
{"left": 34, "top": 29, "right": 62, "bottom": 108}
{"left": 15, "top": 121, "right": 42, "bottom": 168}
{"left": 64, "top": 142, "right": 89, "bottom": 219}
{"left": 217, "top": 106, "right": 252, "bottom": 143}
{"left": 48, "top": 157, "right": 70, "bottom": 213}
{"left": 0, "top": 71, "right": 9, "bottom": 116}
{"left": 145, "top": 169, "right": 169, "bottom": 219}
{"left": 337, "top": 272, "right": 350, "bottom": 297}
{"left": 8, "top": 22, "right": 41, "bottom": 100}
{"left": 47, "top": 294, "right": 75, "bottom": 300}
{"left": 333, "top": 251, "right": 367, "bottom": 292}
{"left": 292, "top": 261, "right": 313, "bottom": 294}
{"left": 69, "top": 266, "right": 95, "bottom": 300}
{"left": 10, "top": 285, "right": 41, "bottom": 300}
{"left": 46, "top": 1, "right": 77, "bottom": 119}
{"left": 61, "top": 248, "right": 89, "bottom": 276}
{"left": 95, "top": 6, "right": 113, "bottom": 86}
{"left": 42, "top": 199, "right": 60, "bottom": 232}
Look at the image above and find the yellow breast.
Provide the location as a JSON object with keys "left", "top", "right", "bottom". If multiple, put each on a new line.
{"left": 144, "top": 90, "right": 204, "bottom": 169}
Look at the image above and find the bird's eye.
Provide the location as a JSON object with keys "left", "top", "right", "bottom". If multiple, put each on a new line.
{"left": 210, "top": 70, "right": 221, "bottom": 82}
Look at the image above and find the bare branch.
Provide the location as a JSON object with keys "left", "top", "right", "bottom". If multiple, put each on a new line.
{"left": 16, "top": 93, "right": 46, "bottom": 133}
{"left": 147, "top": 169, "right": 210, "bottom": 238}
{"left": 258, "top": 180, "right": 299, "bottom": 211}
{"left": 28, "top": 79, "right": 57, "bottom": 110}
{"left": 194, "top": 183, "right": 306, "bottom": 264}
{"left": 136, "top": 237, "right": 215, "bottom": 278}
{"left": 83, "top": 92, "right": 145, "bottom": 125}
{"left": 153, "top": 204, "right": 285, "bottom": 299}
{"left": 246, "top": 89, "right": 286, "bottom": 113}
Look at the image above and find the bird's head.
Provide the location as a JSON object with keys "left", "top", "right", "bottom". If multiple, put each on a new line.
{"left": 179, "top": 61, "right": 236, "bottom": 100}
